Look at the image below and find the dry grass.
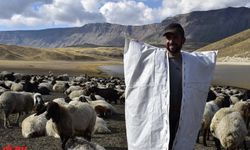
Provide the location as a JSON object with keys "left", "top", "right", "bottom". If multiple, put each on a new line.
{"left": 197, "top": 29, "right": 250, "bottom": 58}
{"left": 0, "top": 44, "right": 123, "bottom": 76}
{"left": 0, "top": 44, "right": 123, "bottom": 61}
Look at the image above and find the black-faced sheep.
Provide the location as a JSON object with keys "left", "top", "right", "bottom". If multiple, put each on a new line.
{"left": 36, "top": 99, "right": 97, "bottom": 143}
{"left": 87, "top": 86, "right": 120, "bottom": 104}
{"left": 45, "top": 101, "right": 74, "bottom": 150}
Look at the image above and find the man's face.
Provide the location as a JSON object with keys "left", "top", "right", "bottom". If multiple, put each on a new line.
{"left": 165, "top": 33, "right": 185, "bottom": 54}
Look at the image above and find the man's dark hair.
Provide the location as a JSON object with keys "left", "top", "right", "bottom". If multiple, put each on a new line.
{"left": 163, "top": 23, "right": 185, "bottom": 38}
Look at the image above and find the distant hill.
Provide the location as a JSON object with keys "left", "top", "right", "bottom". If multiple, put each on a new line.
{"left": 0, "top": 7, "right": 250, "bottom": 50}
{"left": 0, "top": 44, "right": 123, "bottom": 61}
{"left": 197, "top": 28, "right": 250, "bottom": 61}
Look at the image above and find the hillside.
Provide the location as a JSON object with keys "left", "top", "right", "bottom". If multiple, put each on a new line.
{"left": 0, "top": 7, "right": 249, "bottom": 50}
{"left": 197, "top": 29, "right": 250, "bottom": 62}
{"left": 0, "top": 44, "right": 123, "bottom": 61}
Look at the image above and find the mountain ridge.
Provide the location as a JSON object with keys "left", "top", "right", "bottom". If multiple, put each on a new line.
{"left": 0, "top": 7, "right": 249, "bottom": 50}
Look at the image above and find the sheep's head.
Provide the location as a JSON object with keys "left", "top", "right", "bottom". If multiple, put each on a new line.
{"left": 46, "top": 102, "right": 60, "bottom": 123}
{"left": 33, "top": 93, "right": 45, "bottom": 113}
{"left": 233, "top": 101, "right": 250, "bottom": 122}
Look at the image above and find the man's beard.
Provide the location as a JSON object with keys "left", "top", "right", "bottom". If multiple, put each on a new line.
{"left": 168, "top": 44, "right": 182, "bottom": 54}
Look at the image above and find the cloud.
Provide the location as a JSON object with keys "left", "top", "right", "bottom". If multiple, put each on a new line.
{"left": 38, "top": 0, "right": 105, "bottom": 26}
{"left": 81, "top": 0, "right": 101, "bottom": 13}
{"left": 0, "top": 0, "right": 105, "bottom": 30}
{"left": 100, "top": 1, "right": 158, "bottom": 25}
{"left": 0, "top": 0, "right": 52, "bottom": 19}
{"left": 0, "top": 0, "right": 249, "bottom": 30}
{"left": 159, "top": 0, "right": 250, "bottom": 19}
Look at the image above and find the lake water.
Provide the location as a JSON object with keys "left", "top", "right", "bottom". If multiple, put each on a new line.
{"left": 99, "top": 64, "right": 250, "bottom": 90}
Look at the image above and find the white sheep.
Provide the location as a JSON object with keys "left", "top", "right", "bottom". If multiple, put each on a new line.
{"left": 21, "top": 112, "right": 47, "bottom": 138}
{"left": 0, "top": 91, "right": 43, "bottom": 128}
{"left": 45, "top": 119, "right": 60, "bottom": 138}
{"left": 94, "top": 116, "right": 111, "bottom": 134}
{"left": 52, "top": 81, "right": 69, "bottom": 93}
{"left": 65, "top": 137, "right": 106, "bottom": 150}
{"left": 69, "top": 90, "right": 87, "bottom": 99}
{"left": 198, "top": 96, "right": 231, "bottom": 146}
{"left": 65, "top": 85, "right": 82, "bottom": 95}
{"left": 10, "top": 82, "right": 23, "bottom": 91}
{"left": 87, "top": 100, "right": 117, "bottom": 117}
{"left": 67, "top": 100, "right": 97, "bottom": 140}
{"left": 210, "top": 101, "right": 250, "bottom": 150}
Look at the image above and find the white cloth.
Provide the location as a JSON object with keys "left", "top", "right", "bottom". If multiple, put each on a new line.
{"left": 124, "top": 39, "right": 217, "bottom": 150}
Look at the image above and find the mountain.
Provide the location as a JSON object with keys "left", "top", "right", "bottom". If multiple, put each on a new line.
{"left": 197, "top": 28, "right": 250, "bottom": 59}
{"left": 0, "top": 7, "right": 249, "bottom": 50}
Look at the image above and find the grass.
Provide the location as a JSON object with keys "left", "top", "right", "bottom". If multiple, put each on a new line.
{"left": 0, "top": 45, "right": 123, "bottom": 77}
{"left": 197, "top": 29, "right": 250, "bottom": 58}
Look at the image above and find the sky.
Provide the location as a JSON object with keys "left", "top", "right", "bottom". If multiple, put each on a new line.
{"left": 0, "top": 0, "right": 249, "bottom": 31}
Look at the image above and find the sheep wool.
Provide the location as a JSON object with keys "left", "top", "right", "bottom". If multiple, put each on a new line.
{"left": 215, "top": 111, "right": 247, "bottom": 149}
{"left": 21, "top": 112, "right": 47, "bottom": 138}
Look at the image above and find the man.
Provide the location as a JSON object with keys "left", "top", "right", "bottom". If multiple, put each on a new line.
{"left": 124, "top": 23, "right": 217, "bottom": 150}
{"left": 164, "top": 23, "right": 185, "bottom": 150}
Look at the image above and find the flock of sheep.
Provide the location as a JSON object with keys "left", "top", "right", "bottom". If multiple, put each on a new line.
{"left": 1, "top": 70, "right": 250, "bottom": 150}
{"left": 197, "top": 85, "right": 250, "bottom": 150}
{"left": 0, "top": 71, "right": 125, "bottom": 150}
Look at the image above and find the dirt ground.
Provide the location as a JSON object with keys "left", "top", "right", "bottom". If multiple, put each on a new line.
{"left": 0, "top": 92, "right": 250, "bottom": 150}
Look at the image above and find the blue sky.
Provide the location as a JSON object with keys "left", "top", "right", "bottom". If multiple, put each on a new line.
{"left": 0, "top": 0, "right": 249, "bottom": 31}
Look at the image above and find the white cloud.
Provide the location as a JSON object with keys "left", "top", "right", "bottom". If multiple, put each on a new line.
{"left": 38, "top": 0, "right": 105, "bottom": 26}
{"left": 81, "top": 0, "right": 101, "bottom": 13}
{"left": 0, "top": 0, "right": 249, "bottom": 30}
{"left": 159, "top": 0, "right": 250, "bottom": 19}
{"left": 100, "top": 1, "right": 158, "bottom": 25}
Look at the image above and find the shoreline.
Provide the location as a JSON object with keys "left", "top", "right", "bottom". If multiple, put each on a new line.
{"left": 0, "top": 60, "right": 122, "bottom": 76}
{"left": 216, "top": 61, "right": 250, "bottom": 65}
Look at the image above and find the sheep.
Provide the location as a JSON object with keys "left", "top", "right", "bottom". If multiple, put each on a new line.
{"left": 36, "top": 99, "right": 97, "bottom": 142}
{"left": 0, "top": 91, "right": 43, "bottom": 128}
{"left": 21, "top": 112, "right": 47, "bottom": 138}
{"left": 94, "top": 116, "right": 111, "bottom": 134}
{"left": 87, "top": 100, "right": 117, "bottom": 118}
{"left": 67, "top": 100, "right": 97, "bottom": 140}
{"left": 87, "top": 86, "right": 120, "bottom": 104}
{"left": 0, "top": 86, "right": 9, "bottom": 95}
{"left": 22, "top": 76, "right": 39, "bottom": 93}
{"left": 65, "top": 137, "right": 105, "bottom": 150}
{"left": 52, "top": 81, "right": 69, "bottom": 93}
{"left": 69, "top": 89, "right": 88, "bottom": 99}
{"left": 198, "top": 95, "right": 231, "bottom": 146}
{"left": 45, "top": 119, "right": 60, "bottom": 138}
{"left": 45, "top": 101, "right": 74, "bottom": 150}
{"left": 210, "top": 101, "right": 250, "bottom": 150}
{"left": 10, "top": 81, "right": 23, "bottom": 91}
{"left": 39, "top": 82, "right": 53, "bottom": 91}
{"left": 65, "top": 85, "right": 82, "bottom": 95}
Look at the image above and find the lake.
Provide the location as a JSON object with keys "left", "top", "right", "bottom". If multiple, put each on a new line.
{"left": 99, "top": 64, "right": 250, "bottom": 90}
